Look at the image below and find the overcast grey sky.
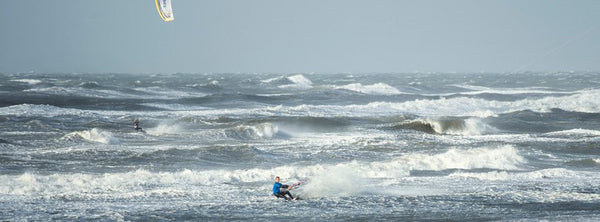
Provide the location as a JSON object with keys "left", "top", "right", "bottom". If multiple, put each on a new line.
{"left": 1, "top": 0, "right": 598, "bottom": 74}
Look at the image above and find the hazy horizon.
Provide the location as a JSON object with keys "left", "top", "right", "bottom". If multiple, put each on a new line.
{"left": 1, "top": 0, "right": 599, "bottom": 74}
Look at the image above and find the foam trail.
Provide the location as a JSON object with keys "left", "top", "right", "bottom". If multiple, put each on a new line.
{"left": 300, "top": 165, "right": 366, "bottom": 198}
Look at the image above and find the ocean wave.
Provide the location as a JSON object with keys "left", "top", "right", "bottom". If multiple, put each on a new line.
{"left": 79, "top": 81, "right": 103, "bottom": 89}
{"left": 133, "top": 87, "right": 208, "bottom": 99}
{"left": 544, "top": 129, "right": 600, "bottom": 137}
{"left": 22, "top": 84, "right": 207, "bottom": 100}
{"left": 0, "top": 104, "right": 91, "bottom": 117}
{"left": 0, "top": 146, "right": 525, "bottom": 197}
{"left": 281, "top": 89, "right": 600, "bottom": 117}
{"left": 6, "top": 89, "right": 600, "bottom": 120}
{"left": 145, "top": 122, "right": 184, "bottom": 136}
{"left": 392, "top": 117, "right": 497, "bottom": 135}
{"left": 10, "top": 79, "right": 42, "bottom": 85}
{"left": 396, "top": 145, "right": 525, "bottom": 172}
{"left": 332, "top": 83, "right": 403, "bottom": 95}
{"left": 61, "top": 128, "right": 120, "bottom": 144}
{"left": 141, "top": 103, "right": 208, "bottom": 111}
{"left": 277, "top": 74, "right": 313, "bottom": 90}
{"left": 23, "top": 86, "right": 139, "bottom": 99}
{"left": 186, "top": 80, "right": 221, "bottom": 89}
{"left": 223, "top": 123, "right": 288, "bottom": 140}
{"left": 451, "top": 84, "right": 571, "bottom": 96}
{"left": 565, "top": 159, "right": 600, "bottom": 168}
{"left": 448, "top": 168, "right": 587, "bottom": 181}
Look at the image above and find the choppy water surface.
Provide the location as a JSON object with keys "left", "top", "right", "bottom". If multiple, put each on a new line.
{"left": 1, "top": 72, "right": 600, "bottom": 221}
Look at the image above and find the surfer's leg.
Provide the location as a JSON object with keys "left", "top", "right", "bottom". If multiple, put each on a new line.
{"left": 274, "top": 193, "right": 286, "bottom": 199}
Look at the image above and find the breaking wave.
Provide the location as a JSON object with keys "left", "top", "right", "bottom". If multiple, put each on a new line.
{"left": 392, "top": 117, "right": 496, "bottom": 135}
{"left": 146, "top": 122, "right": 183, "bottom": 136}
{"left": 223, "top": 123, "right": 287, "bottom": 140}
{"left": 11, "top": 79, "right": 42, "bottom": 85}
{"left": 448, "top": 168, "right": 590, "bottom": 181}
{"left": 0, "top": 146, "right": 524, "bottom": 198}
{"left": 61, "top": 128, "right": 120, "bottom": 144}
{"left": 334, "top": 83, "right": 403, "bottom": 95}
{"left": 278, "top": 75, "right": 313, "bottom": 90}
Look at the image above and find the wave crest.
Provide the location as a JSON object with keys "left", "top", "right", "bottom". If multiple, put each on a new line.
{"left": 224, "top": 123, "right": 286, "bottom": 140}
{"left": 61, "top": 128, "right": 120, "bottom": 144}
{"left": 278, "top": 75, "right": 313, "bottom": 90}
{"left": 395, "top": 118, "right": 496, "bottom": 135}
{"left": 335, "top": 83, "right": 403, "bottom": 95}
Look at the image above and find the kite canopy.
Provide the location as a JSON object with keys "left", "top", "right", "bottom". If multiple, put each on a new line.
{"left": 155, "top": 0, "right": 174, "bottom": 22}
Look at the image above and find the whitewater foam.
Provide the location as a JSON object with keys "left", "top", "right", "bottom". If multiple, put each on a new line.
{"left": 334, "top": 83, "right": 403, "bottom": 95}
{"left": 133, "top": 87, "right": 208, "bottom": 99}
{"left": 451, "top": 84, "right": 570, "bottom": 95}
{"left": 146, "top": 122, "right": 183, "bottom": 136}
{"left": 11, "top": 79, "right": 42, "bottom": 85}
{"left": 223, "top": 123, "right": 283, "bottom": 140}
{"left": 278, "top": 74, "right": 313, "bottom": 90}
{"left": 449, "top": 168, "right": 587, "bottom": 181}
{"left": 61, "top": 128, "right": 120, "bottom": 144}
{"left": 0, "top": 145, "right": 525, "bottom": 198}
{"left": 544, "top": 129, "right": 600, "bottom": 137}
{"left": 397, "top": 145, "right": 525, "bottom": 171}
{"left": 403, "top": 118, "right": 497, "bottom": 135}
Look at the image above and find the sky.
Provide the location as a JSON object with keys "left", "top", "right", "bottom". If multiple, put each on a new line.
{"left": 1, "top": 0, "right": 599, "bottom": 74}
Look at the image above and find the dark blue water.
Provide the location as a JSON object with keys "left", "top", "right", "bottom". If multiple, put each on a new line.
{"left": 1, "top": 72, "right": 600, "bottom": 221}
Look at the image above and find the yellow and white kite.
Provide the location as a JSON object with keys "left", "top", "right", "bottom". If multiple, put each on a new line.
{"left": 155, "top": 0, "right": 174, "bottom": 22}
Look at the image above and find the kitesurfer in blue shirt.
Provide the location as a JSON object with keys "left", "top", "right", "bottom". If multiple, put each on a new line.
{"left": 272, "top": 176, "right": 295, "bottom": 200}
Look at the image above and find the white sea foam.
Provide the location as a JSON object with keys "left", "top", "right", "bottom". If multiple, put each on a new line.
{"left": 261, "top": 76, "right": 284, "bottom": 83}
{"left": 278, "top": 74, "right": 313, "bottom": 90}
{"left": 5, "top": 88, "right": 600, "bottom": 123}
{"left": 224, "top": 123, "right": 282, "bottom": 139}
{"left": 409, "top": 118, "right": 497, "bottom": 135}
{"left": 300, "top": 164, "right": 367, "bottom": 197}
{"left": 141, "top": 103, "right": 208, "bottom": 111}
{"left": 0, "top": 104, "right": 91, "bottom": 117}
{"left": 133, "top": 87, "right": 208, "bottom": 99}
{"left": 23, "top": 85, "right": 206, "bottom": 100}
{"left": 11, "top": 79, "right": 42, "bottom": 85}
{"left": 146, "top": 122, "right": 183, "bottom": 136}
{"left": 452, "top": 84, "right": 569, "bottom": 95}
{"left": 449, "top": 168, "right": 585, "bottom": 181}
{"left": 61, "top": 128, "right": 120, "bottom": 144}
{"left": 334, "top": 83, "right": 403, "bottom": 95}
{"left": 282, "top": 89, "right": 600, "bottom": 117}
{"left": 23, "top": 86, "right": 144, "bottom": 100}
{"left": 544, "top": 129, "right": 600, "bottom": 137}
{"left": 396, "top": 145, "right": 525, "bottom": 171}
{"left": 0, "top": 146, "right": 525, "bottom": 198}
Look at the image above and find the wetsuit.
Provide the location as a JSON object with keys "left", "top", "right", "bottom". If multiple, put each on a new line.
{"left": 273, "top": 182, "right": 294, "bottom": 200}
{"left": 134, "top": 121, "right": 142, "bottom": 131}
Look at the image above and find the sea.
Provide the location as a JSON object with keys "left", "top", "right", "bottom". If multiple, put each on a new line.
{"left": 1, "top": 72, "right": 600, "bottom": 221}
